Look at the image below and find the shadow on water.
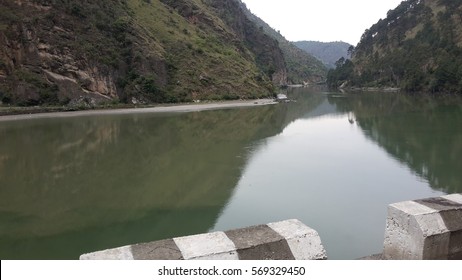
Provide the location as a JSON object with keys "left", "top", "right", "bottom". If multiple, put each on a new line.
{"left": 2, "top": 89, "right": 459, "bottom": 259}
{"left": 211, "top": 87, "right": 461, "bottom": 259}
{"left": 328, "top": 92, "right": 462, "bottom": 194}
{"left": 0, "top": 97, "right": 324, "bottom": 259}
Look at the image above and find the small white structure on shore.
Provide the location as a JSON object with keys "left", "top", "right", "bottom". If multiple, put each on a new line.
{"left": 276, "top": 93, "right": 288, "bottom": 102}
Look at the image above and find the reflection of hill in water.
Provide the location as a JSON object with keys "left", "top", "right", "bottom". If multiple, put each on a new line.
{"left": 329, "top": 93, "right": 462, "bottom": 194}
{"left": 0, "top": 98, "right": 324, "bottom": 259}
{"left": 303, "top": 98, "right": 339, "bottom": 119}
{"left": 280, "top": 87, "right": 331, "bottom": 121}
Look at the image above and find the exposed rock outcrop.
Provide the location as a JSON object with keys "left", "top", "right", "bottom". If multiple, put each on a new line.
{"left": 0, "top": 0, "right": 290, "bottom": 106}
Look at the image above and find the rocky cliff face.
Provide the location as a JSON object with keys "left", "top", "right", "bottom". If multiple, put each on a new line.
{"left": 0, "top": 0, "right": 287, "bottom": 106}
{"left": 1, "top": 0, "right": 132, "bottom": 106}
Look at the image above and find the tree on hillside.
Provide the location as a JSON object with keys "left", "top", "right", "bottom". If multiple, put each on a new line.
{"left": 331, "top": 0, "right": 462, "bottom": 94}
{"left": 327, "top": 57, "right": 355, "bottom": 88}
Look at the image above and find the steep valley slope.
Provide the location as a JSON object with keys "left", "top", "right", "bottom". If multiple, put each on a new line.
{"left": 328, "top": 0, "right": 462, "bottom": 94}
{"left": 0, "top": 0, "right": 292, "bottom": 106}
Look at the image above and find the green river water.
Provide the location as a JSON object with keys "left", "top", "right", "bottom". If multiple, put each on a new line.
{"left": 0, "top": 87, "right": 461, "bottom": 259}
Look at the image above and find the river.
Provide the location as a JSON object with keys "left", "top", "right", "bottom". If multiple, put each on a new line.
{"left": 0, "top": 87, "right": 461, "bottom": 259}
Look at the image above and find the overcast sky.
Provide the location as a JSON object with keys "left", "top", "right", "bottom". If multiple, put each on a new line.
{"left": 240, "top": 0, "right": 404, "bottom": 45}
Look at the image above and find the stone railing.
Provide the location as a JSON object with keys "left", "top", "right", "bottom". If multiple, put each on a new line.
{"left": 383, "top": 193, "right": 462, "bottom": 260}
{"left": 80, "top": 219, "right": 327, "bottom": 260}
{"left": 80, "top": 194, "right": 462, "bottom": 260}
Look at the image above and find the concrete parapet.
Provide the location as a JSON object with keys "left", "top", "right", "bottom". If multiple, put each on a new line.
{"left": 80, "top": 219, "right": 327, "bottom": 260}
{"left": 383, "top": 193, "right": 462, "bottom": 260}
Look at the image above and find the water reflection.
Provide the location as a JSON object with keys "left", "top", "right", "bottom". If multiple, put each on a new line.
{"left": 1, "top": 88, "right": 461, "bottom": 259}
{"left": 328, "top": 92, "right": 462, "bottom": 193}
{"left": 0, "top": 100, "right": 322, "bottom": 259}
{"left": 213, "top": 88, "right": 461, "bottom": 259}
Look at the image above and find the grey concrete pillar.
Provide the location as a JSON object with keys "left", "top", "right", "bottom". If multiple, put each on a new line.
{"left": 383, "top": 193, "right": 462, "bottom": 260}
{"left": 80, "top": 219, "right": 327, "bottom": 260}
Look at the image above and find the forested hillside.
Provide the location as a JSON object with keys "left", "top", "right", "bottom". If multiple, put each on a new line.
{"left": 328, "top": 0, "right": 462, "bottom": 94}
{"left": 0, "top": 0, "right": 288, "bottom": 106}
{"left": 240, "top": 3, "right": 327, "bottom": 84}
{"left": 294, "top": 41, "right": 352, "bottom": 69}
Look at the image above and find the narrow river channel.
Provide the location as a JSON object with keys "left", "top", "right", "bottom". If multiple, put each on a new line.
{"left": 1, "top": 87, "right": 461, "bottom": 259}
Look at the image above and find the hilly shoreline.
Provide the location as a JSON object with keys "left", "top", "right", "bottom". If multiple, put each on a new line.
{"left": 0, "top": 0, "right": 333, "bottom": 110}
{"left": 328, "top": 0, "right": 462, "bottom": 94}
{"left": 0, "top": 0, "right": 294, "bottom": 107}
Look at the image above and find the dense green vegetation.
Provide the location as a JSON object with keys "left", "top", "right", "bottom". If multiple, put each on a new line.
{"left": 0, "top": 0, "right": 290, "bottom": 107}
{"left": 328, "top": 0, "right": 462, "bottom": 94}
{"left": 294, "top": 41, "right": 353, "bottom": 69}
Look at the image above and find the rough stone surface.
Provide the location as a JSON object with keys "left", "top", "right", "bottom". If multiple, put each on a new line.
{"left": 131, "top": 239, "right": 183, "bottom": 260}
{"left": 443, "top": 194, "right": 462, "bottom": 204}
{"left": 268, "top": 219, "right": 327, "bottom": 260}
{"left": 225, "top": 225, "right": 295, "bottom": 260}
{"left": 416, "top": 197, "right": 462, "bottom": 212}
{"left": 383, "top": 194, "right": 462, "bottom": 260}
{"left": 448, "top": 230, "right": 462, "bottom": 259}
{"left": 173, "top": 231, "right": 238, "bottom": 260}
{"left": 80, "top": 245, "right": 133, "bottom": 260}
{"left": 79, "top": 219, "right": 327, "bottom": 260}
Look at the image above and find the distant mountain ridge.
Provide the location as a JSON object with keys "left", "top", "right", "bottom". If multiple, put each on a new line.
{"left": 239, "top": 2, "right": 327, "bottom": 84}
{"left": 294, "top": 41, "right": 352, "bottom": 69}
{"left": 328, "top": 0, "right": 462, "bottom": 94}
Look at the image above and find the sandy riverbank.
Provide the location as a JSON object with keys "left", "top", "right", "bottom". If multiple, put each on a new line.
{"left": 0, "top": 99, "right": 277, "bottom": 122}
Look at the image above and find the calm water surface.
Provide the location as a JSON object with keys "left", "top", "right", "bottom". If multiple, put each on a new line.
{"left": 0, "top": 88, "right": 461, "bottom": 259}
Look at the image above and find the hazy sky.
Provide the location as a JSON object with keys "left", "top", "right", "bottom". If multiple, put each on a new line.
{"left": 240, "top": 0, "right": 403, "bottom": 45}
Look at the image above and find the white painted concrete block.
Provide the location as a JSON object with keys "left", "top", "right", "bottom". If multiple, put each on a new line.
{"left": 442, "top": 193, "right": 462, "bottom": 204}
{"left": 268, "top": 219, "right": 327, "bottom": 260}
{"left": 79, "top": 245, "right": 134, "bottom": 260}
{"left": 383, "top": 195, "right": 462, "bottom": 260}
{"left": 173, "top": 231, "right": 238, "bottom": 260}
{"left": 79, "top": 219, "right": 328, "bottom": 260}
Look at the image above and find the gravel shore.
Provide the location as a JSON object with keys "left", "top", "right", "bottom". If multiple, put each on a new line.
{"left": 0, "top": 99, "right": 277, "bottom": 122}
